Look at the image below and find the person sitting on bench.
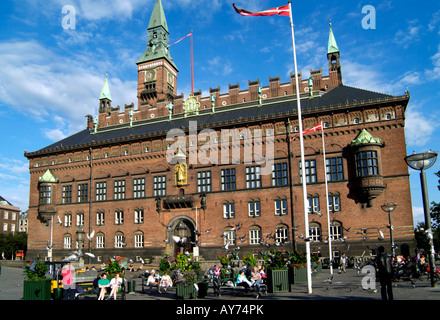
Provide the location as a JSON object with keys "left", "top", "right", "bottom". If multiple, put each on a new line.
{"left": 147, "top": 270, "right": 161, "bottom": 293}
{"left": 251, "top": 267, "right": 263, "bottom": 298}
{"left": 236, "top": 270, "right": 252, "bottom": 293}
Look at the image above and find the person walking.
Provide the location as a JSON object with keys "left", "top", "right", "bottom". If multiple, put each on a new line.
{"left": 61, "top": 262, "right": 76, "bottom": 300}
{"left": 340, "top": 253, "right": 347, "bottom": 273}
{"left": 375, "top": 246, "right": 394, "bottom": 300}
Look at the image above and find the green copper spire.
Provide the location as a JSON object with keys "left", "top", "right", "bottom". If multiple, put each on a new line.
{"left": 136, "top": 0, "right": 178, "bottom": 70}
{"left": 39, "top": 169, "right": 58, "bottom": 183}
{"left": 148, "top": 0, "right": 168, "bottom": 32}
{"left": 328, "top": 20, "right": 339, "bottom": 54}
{"left": 349, "top": 129, "right": 383, "bottom": 147}
{"left": 100, "top": 73, "right": 112, "bottom": 101}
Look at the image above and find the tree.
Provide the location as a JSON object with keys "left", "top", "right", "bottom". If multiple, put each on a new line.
{"left": 0, "top": 232, "right": 27, "bottom": 259}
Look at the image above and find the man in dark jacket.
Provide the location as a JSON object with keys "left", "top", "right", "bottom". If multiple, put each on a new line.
{"left": 376, "top": 246, "right": 394, "bottom": 300}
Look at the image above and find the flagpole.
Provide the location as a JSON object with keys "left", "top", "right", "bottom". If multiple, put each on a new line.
{"left": 321, "top": 121, "right": 333, "bottom": 275}
{"left": 191, "top": 30, "right": 194, "bottom": 95}
{"left": 288, "top": 1, "right": 312, "bottom": 294}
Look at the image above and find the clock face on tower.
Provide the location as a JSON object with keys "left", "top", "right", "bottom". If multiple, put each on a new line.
{"left": 145, "top": 69, "right": 156, "bottom": 82}
{"left": 167, "top": 70, "right": 174, "bottom": 87}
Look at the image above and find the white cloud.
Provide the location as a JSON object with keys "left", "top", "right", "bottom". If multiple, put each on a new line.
{"left": 203, "top": 56, "right": 233, "bottom": 76}
{"left": 425, "top": 44, "right": 440, "bottom": 80}
{"left": 394, "top": 20, "right": 423, "bottom": 48}
{"left": 44, "top": 128, "right": 67, "bottom": 142}
{"left": 404, "top": 103, "right": 438, "bottom": 147}
{"left": 0, "top": 39, "right": 136, "bottom": 138}
{"left": 0, "top": 158, "right": 29, "bottom": 175}
{"left": 342, "top": 60, "right": 393, "bottom": 93}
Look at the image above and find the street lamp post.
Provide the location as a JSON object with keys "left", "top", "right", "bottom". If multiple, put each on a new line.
{"left": 381, "top": 202, "right": 397, "bottom": 258}
{"left": 76, "top": 225, "right": 85, "bottom": 269}
{"left": 405, "top": 150, "right": 438, "bottom": 288}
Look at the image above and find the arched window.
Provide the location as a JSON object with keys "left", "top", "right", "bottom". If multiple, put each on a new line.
{"left": 249, "top": 226, "right": 262, "bottom": 245}
{"left": 115, "top": 232, "right": 125, "bottom": 248}
{"left": 330, "top": 221, "right": 343, "bottom": 240}
{"left": 63, "top": 234, "right": 72, "bottom": 249}
{"left": 96, "top": 232, "right": 105, "bottom": 249}
{"left": 309, "top": 222, "right": 321, "bottom": 242}
{"left": 275, "top": 224, "right": 289, "bottom": 244}
{"left": 223, "top": 227, "right": 236, "bottom": 246}
{"left": 134, "top": 231, "right": 144, "bottom": 248}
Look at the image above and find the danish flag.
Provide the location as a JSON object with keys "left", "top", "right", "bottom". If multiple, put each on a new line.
{"left": 232, "top": 3, "right": 291, "bottom": 17}
{"left": 291, "top": 123, "right": 323, "bottom": 140}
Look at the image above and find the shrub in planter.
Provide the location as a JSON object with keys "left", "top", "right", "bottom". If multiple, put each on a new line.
{"left": 260, "top": 250, "right": 291, "bottom": 293}
{"left": 23, "top": 259, "right": 52, "bottom": 300}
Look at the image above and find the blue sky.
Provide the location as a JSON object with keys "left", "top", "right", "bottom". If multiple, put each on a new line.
{"left": 0, "top": 0, "right": 439, "bottom": 226}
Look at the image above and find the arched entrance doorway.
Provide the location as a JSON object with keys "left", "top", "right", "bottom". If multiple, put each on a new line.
{"left": 165, "top": 217, "right": 196, "bottom": 258}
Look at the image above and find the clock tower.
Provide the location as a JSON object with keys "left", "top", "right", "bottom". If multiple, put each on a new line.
{"left": 136, "top": 0, "right": 178, "bottom": 114}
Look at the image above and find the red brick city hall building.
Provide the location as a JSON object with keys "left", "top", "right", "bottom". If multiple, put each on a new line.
{"left": 24, "top": 0, "right": 414, "bottom": 263}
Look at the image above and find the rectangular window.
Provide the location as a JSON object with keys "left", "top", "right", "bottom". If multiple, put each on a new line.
{"left": 300, "top": 159, "right": 317, "bottom": 183}
{"left": 221, "top": 168, "right": 236, "bottom": 191}
{"left": 275, "top": 199, "right": 287, "bottom": 216}
{"left": 197, "top": 171, "right": 212, "bottom": 193}
{"left": 356, "top": 151, "right": 379, "bottom": 176}
{"left": 307, "top": 196, "right": 320, "bottom": 214}
{"left": 328, "top": 195, "right": 341, "bottom": 212}
{"left": 76, "top": 213, "right": 84, "bottom": 226}
{"left": 62, "top": 185, "right": 72, "bottom": 204}
{"left": 248, "top": 201, "right": 261, "bottom": 217}
{"left": 223, "top": 203, "right": 235, "bottom": 219}
{"left": 246, "top": 166, "right": 261, "bottom": 188}
{"left": 77, "top": 183, "right": 88, "bottom": 203}
{"left": 272, "top": 162, "right": 288, "bottom": 186}
{"left": 115, "top": 210, "right": 124, "bottom": 225}
{"left": 95, "top": 182, "right": 107, "bottom": 201}
{"left": 64, "top": 214, "right": 72, "bottom": 227}
{"left": 134, "top": 209, "right": 144, "bottom": 224}
{"left": 133, "top": 178, "right": 145, "bottom": 198}
{"left": 326, "top": 157, "right": 344, "bottom": 181}
{"left": 96, "top": 212, "right": 105, "bottom": 226}
{"left": 153, "top": 176, "right": 167, "bottom": 196}
{"left": 114, "top": 180, "right": 126, "bottom": 200}
{"left": 39, "top": 185, "right": 51, "bottom": 204}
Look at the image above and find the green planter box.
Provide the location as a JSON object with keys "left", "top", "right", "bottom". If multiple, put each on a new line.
{"left": 176, "top": 283, "right": 197, "bottom": 299}
{"left": 267, "top": 269, "right": 290, "bottom": 293}
{"left": 292, "top": 266, "right": 307, "bottom": 284}
{"left": 23, "top": 280, "right": 52, "bottom": 300}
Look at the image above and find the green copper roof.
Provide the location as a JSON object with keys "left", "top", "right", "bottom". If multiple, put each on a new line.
{"left": 136, "top": 0, "right": 178, "bottom": 70}
{"left": 100, "top": 73, "right": 112, "bottom": 101}
{"left": 148, "top": 0, "right": 168, "bottom": 32}
{"left": 328, "top": 22, "right": 339, "bottom": 54}
{"left": 39, "top": 169, "right": 58, "bottom": 183}
{"left": 349, "top": 129, "right": 383, "bottom": 147}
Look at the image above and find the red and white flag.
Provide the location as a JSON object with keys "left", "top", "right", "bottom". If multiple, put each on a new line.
{"left": 291, "top": 123, "right": 323, "bottom": 140}
{"left": 232, "top": 3, "right": 290, "bottom": 17}
{"left": 169, "top": 31, "right": 192, "bottom": 47}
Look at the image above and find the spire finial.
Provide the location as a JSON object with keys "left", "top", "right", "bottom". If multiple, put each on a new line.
{"left": 100, "top": 72, "right": 112, "bottom": 101}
